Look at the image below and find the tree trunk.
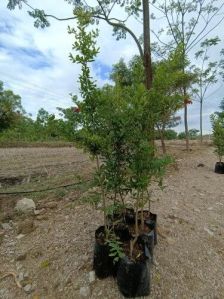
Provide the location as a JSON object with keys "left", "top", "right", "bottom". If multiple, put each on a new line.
{"left": 200, "top": 99, "right": 203, "bottom": 143}
{"left": 160, "top": 131, "right": 166, "bottom": 154}
{"left": 183, "top": 87, "right": 189, "bottom": 151}
{"left": 143, "top": 0, "right": 152, "bottom": 90}
{"left": 184, "top": 103, "right": 189, "bottom": 151}
{"left": 142, "top": 0, "right": 154, "bottom": 147}
{"left": 157, "top": 125, "right": 166, "bottom": 154}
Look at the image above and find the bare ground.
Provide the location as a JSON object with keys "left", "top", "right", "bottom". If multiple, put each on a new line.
{"left": 0, "top": 142, "right": 223, "bottom": 299}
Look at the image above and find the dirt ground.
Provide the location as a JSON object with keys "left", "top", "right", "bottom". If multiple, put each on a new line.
{"left": 0, "top": 141, "right": 223, "bottom": 299}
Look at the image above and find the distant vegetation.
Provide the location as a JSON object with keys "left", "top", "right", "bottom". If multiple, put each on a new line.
{"left": 0, "top": 79, "right": 206, "bottom": 147}
{"left": 0, "top": 81, "right": 80, "bottom": 145}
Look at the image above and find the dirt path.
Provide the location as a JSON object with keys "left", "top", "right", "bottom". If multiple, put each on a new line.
{"left": 0, "top": 144, "right": 223, "bottom": 299}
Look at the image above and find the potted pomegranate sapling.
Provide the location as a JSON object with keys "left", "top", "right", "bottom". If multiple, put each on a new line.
{"left": 211, "top": 114, "right": 224, "bottom": 174}
{"left": 115, "top": 102, "right": 171, "bottom": 297}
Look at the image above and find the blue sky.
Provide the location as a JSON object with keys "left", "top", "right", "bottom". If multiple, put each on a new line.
{"left": 0, "top": 0, "right": 224, "bottom": 133}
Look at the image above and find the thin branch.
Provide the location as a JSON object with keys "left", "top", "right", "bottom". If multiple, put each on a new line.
{"left": 106, "top": 18, "right": 144, "bottom": 61}
{"left": 164, "top": 0, "right": 179, "bottom": 45}
{"left": 187, "top": 3, "right": 224, "bottom": 51}
{"left": 188, "top": 15, "right": 224, "bottom": 52}
{"left": 22, "top": 0, "right": 144, "bottom": 60}
{"left": 107, "top": 0, "right": 117, "bottom": 18}
{"left": 151, "top": 30, "right": 169, "bottom": 47}
{"left": 185, "top": 0, "right": 205, "bottom": 46}
{"left": 150, "top": 2, "right": 164, "bottom": 14}
{"left": 44, "top": 14, "right": 76, "bottom": 21}
{"left": 97, "top": 0, "right": 144, "bottom": 60}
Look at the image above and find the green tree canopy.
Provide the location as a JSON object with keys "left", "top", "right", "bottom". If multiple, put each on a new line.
{"left": 0, "top": 81, "right": 25, "bottom": 132}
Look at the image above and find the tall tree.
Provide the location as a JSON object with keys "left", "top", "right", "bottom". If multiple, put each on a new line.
{"left": 0, "top": 81, "right": 24, "bottom": 132}
{"left": 151, "top": 0, "right": 224, "bottom": 150}
{"left": 6, "top": 0, "right": 152, "bottom": 87}
{"left": 192, "top": 37, "right": 224, "bottom": 142}
{"left": 150, "top": 46, "right": 194, "bottom": 153}
{"left": 7, "top": 0, "right": 155, "bottom": 141}
{"left": 215, "top": 98, "right": 224, "bottom": 118}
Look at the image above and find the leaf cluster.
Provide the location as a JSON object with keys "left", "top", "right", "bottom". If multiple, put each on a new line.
{"left": 211, "top": 113, "right": 224, "bottom": 162}
{"left": 106, "top": 233, "right": 125, "bottom": 263}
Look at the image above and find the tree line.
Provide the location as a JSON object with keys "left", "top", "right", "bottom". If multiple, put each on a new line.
{"left": 4, "top": 0, "right": 224, "bottom": 150}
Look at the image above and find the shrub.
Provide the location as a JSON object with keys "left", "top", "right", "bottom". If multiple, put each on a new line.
{"left": 211, "top": 114, "right": 224, "bottom": 162}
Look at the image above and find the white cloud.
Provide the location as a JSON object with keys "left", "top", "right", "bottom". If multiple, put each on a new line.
{"left": 0, "top": 0, "right": 223, "bottom": 133}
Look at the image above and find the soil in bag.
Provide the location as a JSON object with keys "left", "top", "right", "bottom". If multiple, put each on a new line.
{"left": 117, "top": 255, "right": 150, "bottom": 298}
{"left": 215, "top": 162, "right": 224, "bottom": 174}
{"left": 145, "top": 212, "right": 157, "bottom": 245}
{"left": 93, "top": 226, "right": 117, "bottom": 278}
{"left": 114, "top": 223, "right": 132, "bottom": 242}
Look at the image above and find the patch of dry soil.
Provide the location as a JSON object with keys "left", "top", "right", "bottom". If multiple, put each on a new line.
{"left": 0, "top": 144, "right": 223, "bottom": 299}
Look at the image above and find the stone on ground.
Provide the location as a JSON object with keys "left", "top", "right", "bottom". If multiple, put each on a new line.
{"left": 15, "top": 198, "right": 36, "bottom": 215}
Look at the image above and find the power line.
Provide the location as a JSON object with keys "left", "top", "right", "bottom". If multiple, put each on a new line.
{"left": 205, "top": 84, "right": 223, "bottom": 100}
{"left": 0, "top": 71, "right": 72, "bottom": 101}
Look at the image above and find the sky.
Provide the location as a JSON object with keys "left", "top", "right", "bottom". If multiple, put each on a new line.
{"left": 0, "top": 0, "right": 224, "bottom": 133}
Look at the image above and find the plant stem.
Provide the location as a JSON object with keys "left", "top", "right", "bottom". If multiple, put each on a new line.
{"left": 147, "top": 190, "right": 151, "bottom": 213}
{"left": 130, "top": 236, "right": 138, "bottom": 259}
{"left": 96, "top": 155, "right": 107, "bottom": 229}
{"left": 96, "top": 154, "right": 100, "bottom": 170}
{"left": 135, "top": 192, "right": 139, "bottom": 237}
{"left": 141, "top": 191, "right": 144, "bottom": 231}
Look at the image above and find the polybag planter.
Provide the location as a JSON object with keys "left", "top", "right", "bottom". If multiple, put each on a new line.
{"left": 93, "top": 226, "right": 117, "bottom": 278}
{"left": 117, "top": 255, "right": 150, "bottom": 298}
{"left": 214, "top": 162, "right": 224, "bottom": 174}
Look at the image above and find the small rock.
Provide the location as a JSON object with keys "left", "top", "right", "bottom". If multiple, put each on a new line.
{"left": 18, "top": 272, "right": 24, "bottom": 282}
{"left": 167, "top": 214, "right": 178, "bottom": 220}
{"left": 24, "top": 284, "right": 32, "bottom": 293}
{"left": 16, "top": 253, "right": 27, "bottom": 261}
{"left": 34, "top": 209, "right": 45, "bottom": 216}
{"left": 66, "top": 277, "right": 72, "bottom": 285}
{"left": 17, "top": 219, "right": 35, "bottom": 234}
{"left": 16, "top": 234, "right": 25, "bottom": 240}
{"left": 89, "top": 271, "right": 95, "bottom": 283}
{"left": 16, "top": 263, "right": 23, "bottom": 270}
{"left": 42, "top": 202, "right": 57, "bottom": 209}
{"left": 80, "top": 286, "right": 91, "bottom": 297}
{"left": 15, "top": 198, "right": 36, "bottom": 215}
{"left": 166, "top": 237, "right": 175, "bottom": 245}
{"left": 1, "top": 223, "right": 12, "bottom": 230}
{"left": 0, "top": 230, "right": 4, "bottom": 244}
{"left": 53, "top": 281, "right": 60, "bottom": 289}
{"left": 81, "top": 255, "right": 89, "bottom": 262}
{"left": 204, "top": 227, "right": 214, "bottom": 236}
{"left": 29, "top": 246, "right": 43, "bottom": 258}
{"left": 36, "top": 215, "right": 48, "bottom": 221}
{"left": 207, "top": 207, "right": 213, "bottom": 211}
{"left": 197, "top": 163, "right": 205, "bottom": 167}
{"left": 24, "top": 272, "right": 29, "bottom": 279}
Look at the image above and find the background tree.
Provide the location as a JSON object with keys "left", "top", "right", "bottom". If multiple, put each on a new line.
{"left": 151, "top": 0, "right": 224, "bottom": 150}
{"left": 150, "top": 46, "right": 194, "bottom": 153}
{"left": 0, "top": 81, "right": 25, "bottom": 132}
{"left": 192, "top": 37, "right": 224, "bottom": 142}
{"left": 210, "top": 112, "right": 224, "bottom": 163}
{"left": 6, "top": 0, "right": 155, "bottom": 141}
{"left": 215, "top": 98, "right": 224, "bottom": 118}
{"left": 178, "top": 128, "right": 200, "bottom": 140}
{"left": 6, "top": 0, "right": 152, "bottom": 86}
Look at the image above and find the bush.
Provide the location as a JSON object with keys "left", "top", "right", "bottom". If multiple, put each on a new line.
{"left": 164, "top": 129, "right": 177, "bottom": 140}
{"left": 211, "top": 114, "right": 224, "bottom": 162}
{"left": 178, "top": 129, "right": 199, "bottom": 140}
